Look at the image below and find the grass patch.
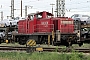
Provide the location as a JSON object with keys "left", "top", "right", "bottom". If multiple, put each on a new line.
{"left": 0, "top": 52, "right": 89, "bottom": 60}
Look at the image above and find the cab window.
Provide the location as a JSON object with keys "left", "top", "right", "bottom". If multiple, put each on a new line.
{"left": 36, "top": 14, "right": 42, "bottom": 19}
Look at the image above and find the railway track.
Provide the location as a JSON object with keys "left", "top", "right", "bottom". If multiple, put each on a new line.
{"left": 0, "top": 46, "right": 27, "bottom": 51}
{"left": 0, "top": 46, "right": 90, "bottom": 53}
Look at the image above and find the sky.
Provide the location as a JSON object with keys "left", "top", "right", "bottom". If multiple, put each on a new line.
{"left": 0, "top": 0, "right": 90, "bottom": 19}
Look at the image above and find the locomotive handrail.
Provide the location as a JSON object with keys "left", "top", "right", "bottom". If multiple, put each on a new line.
{"left": 18, "top": 23, "right": 54, "bottom": 33}
{"left": 59, "top": 25, "right": 74, "bottom": 33}
{"left": 33, "top": 24, "right": 54, "bottom": 33}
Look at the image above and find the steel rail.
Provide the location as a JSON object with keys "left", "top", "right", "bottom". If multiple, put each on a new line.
{"left": 0, "top": 46, "right": 90, "bottom": 53}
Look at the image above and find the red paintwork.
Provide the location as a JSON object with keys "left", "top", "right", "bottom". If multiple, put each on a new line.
{"left": 57, "top": 18, "right": 74, "bottom": 33}
{"left": 18, "top": 20, "right": 28, "bottom": 33}
{"left": 18, "top": 11, "right": 74, "bottom": 34}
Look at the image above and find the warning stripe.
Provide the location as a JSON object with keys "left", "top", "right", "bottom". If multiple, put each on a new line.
{"left": 27, "top": 40, "right": 36, "bottom": 46}
{"left": 30, "top": 40, "right": 36, "bottom": 46}
{"left": 27, "top": 40, "right": 33, "bottom": 45}
{"left": 33, "top": 42, "right": 36, "bottom": 46}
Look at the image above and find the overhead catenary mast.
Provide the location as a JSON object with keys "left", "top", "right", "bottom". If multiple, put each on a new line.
{"left": 11, "top": 0, "right": 14, "bottom": 19}
{"left": 1, "top": 11, "right": 3, "bottom": 20}
{"left": 56, "top": 0, "right": 65, "bottom": 17}
{"left": 21, "top": 0, "right": 22, "bottom": 17}
{"left": 25, "top": 6, "right": 27, "bottom": 18}
{"left": 25, "top": 5, "right": 33, "bottom": 18}
{"left": 0, "top": 5, "right": 3, "bottom": 20}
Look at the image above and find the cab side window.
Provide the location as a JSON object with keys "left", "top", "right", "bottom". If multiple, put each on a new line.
{"left": 36, "top": 14, "right": 42, "bottom": 19}
{"left": 30, "top": 15, "right": 34, "bottom": 20}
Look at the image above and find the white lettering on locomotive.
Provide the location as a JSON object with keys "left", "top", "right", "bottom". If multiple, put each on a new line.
{"left": 41, "top": 21, "right": 48, "bottom": 27}
{"left": 61, "top": 21, "right": 73, "bottom": 24}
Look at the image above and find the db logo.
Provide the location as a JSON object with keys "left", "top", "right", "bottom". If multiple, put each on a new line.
{"left": 41, "top": 21, "right": 48, "bottom": 27}
{"left": 41, "top": 21, "right": 48, "bottom": 25}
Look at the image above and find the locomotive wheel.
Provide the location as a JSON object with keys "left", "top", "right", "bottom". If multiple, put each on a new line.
{"left": 21, "top": 42, "right": 25, "bottom": 45}
{"left": 19, "top": 41, "right": 25, "bottom": 45}
{"left": 79, "top": 42, "right": 83, "bottom": 47}
{"left": 66, "top": 44, "right": 69, "bottom": 47}
{"left": 65, "top": 42, "right": 69, "bottom": 47}
{"left": 65, "top": 42, "right": 72, "bottom": 47}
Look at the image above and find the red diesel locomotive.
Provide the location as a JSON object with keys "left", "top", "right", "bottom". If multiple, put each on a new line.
{"left": 13, "top": 11, "right": 81, "bottom": 47}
